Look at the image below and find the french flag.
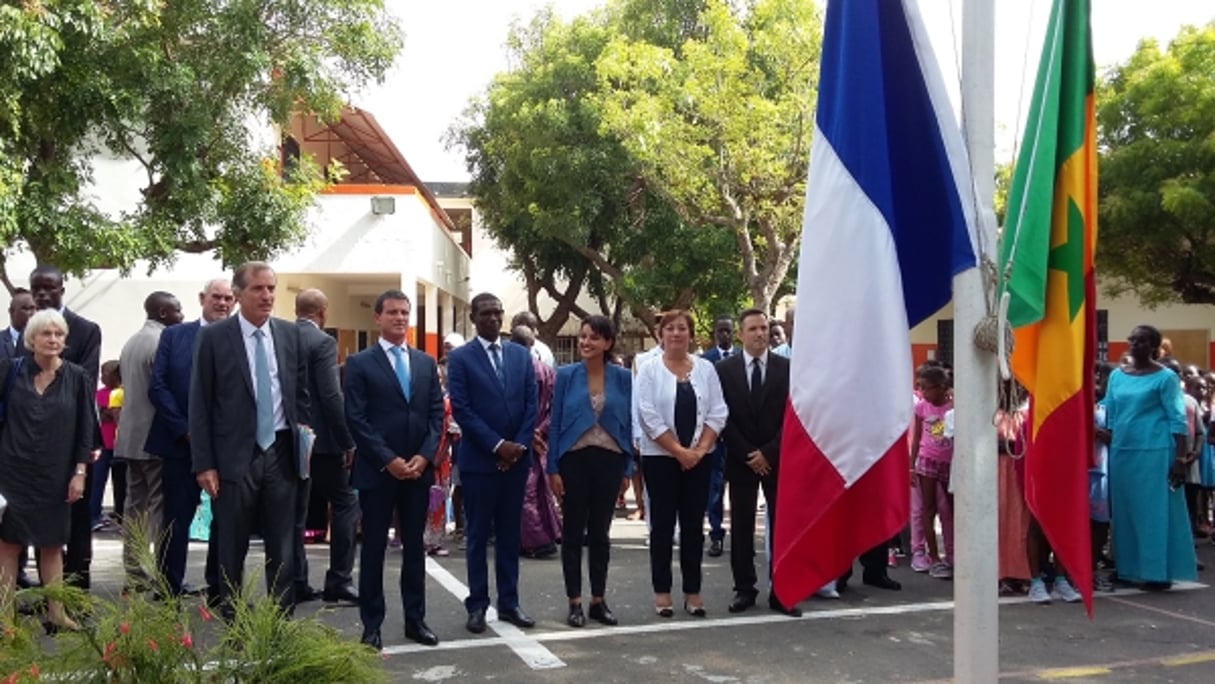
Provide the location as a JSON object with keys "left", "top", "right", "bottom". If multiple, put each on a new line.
{"left": 772, "top": 0, "right": 978, "bottom": 607}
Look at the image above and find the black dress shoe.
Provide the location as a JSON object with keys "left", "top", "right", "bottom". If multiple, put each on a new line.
{"left": 360, "top": 630, "right": 382, "bottom": 652}
{"left": 405, "top": 620, "right": 439, "bottom": 646}
{"left": 567, "top": 604, "right": 586, "bottom": 628}
{"left": 708, "top": 539, "right": 724, "bottom": 557}
{"left": 322, "top": 585, "right": 359, "bottom": 604}
{"left": 467, "top": 608, "right": 487, "bottom": 634}
{"left": 499, "top": 606, "right": 536, "bottom": 629}
{"left": 863, "top": 573, "right": 902, "bottom": 591}
{"left": 294, "top": 585, "right": 323, "bottom": 604}
{"left": 768, "top": 594, "right": 803, "bottom": 617}
{"left": 728, "top": 592, "right": 758, "bottom": 613}
{"left": 588, "top": 601, "right": 617, "bottom": 626}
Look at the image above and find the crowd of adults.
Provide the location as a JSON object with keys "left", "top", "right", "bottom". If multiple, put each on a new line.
{"left": 0, "top": 261, "right": 1210, "bottom": 652}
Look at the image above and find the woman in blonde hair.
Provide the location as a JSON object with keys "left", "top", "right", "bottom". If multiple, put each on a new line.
{"left": 635, "top": 310, "right": 728, "bottom": 618}
{"left": 0, "top": 309, "right": 97, "bottom": 631}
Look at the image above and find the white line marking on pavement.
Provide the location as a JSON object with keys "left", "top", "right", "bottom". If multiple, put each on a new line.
{"left": 380, "top": 580, "right": 1208, "bottom": 657}
{"left": 417, "top": 556, "right": 566, "bottom": 670}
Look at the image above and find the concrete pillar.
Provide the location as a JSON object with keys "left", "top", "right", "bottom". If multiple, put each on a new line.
{"left": 422, "top": 281, "right": 439, "bottom": 357}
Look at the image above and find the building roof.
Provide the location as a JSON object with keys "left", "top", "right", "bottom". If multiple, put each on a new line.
{"left": 299, "top": 108, "right": 457, "bottom": 232}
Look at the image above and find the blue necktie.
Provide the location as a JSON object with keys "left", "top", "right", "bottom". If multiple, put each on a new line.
{"left": 488, "top": 342, "right": 506, "bottom": 387}
{"left": 253, "top": 329, "right": 275, "bottom": 451}
{"left": 390, "top": 345, "right": 412, "bottom": 401}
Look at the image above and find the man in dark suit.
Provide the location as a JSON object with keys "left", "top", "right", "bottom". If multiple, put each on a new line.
{"left": 291, "top": 288, "right": 359, "bottom": 606}
{"left": 146, "top": 278, "right": 234, "bottom": 597}
{"left": 701, "top": 315, "right": 739, "bottom": 558}
{"left": 0, "top": 289, "right": 35, "bottom": 361}
{"left": 446, "top": 292, "right": 538, "bottom": 634}
{"left": 189, "top": 262, "right": 309, "bottom": 615}
{"left": 345, "top": 290, "right": 444, "bottom": 650}
{"left": 716, "top": 309, "right": 801, "bottom": 617}
{"left": 28, "top": 265, "right": 102, "bottom": 589}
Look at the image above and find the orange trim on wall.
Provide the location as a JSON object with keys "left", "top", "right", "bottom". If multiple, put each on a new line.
{"left": 1107, "top": 341, "right": 1128, "bottom": 364}
{"left": 911, "top": 344, "right": 936, "bottom": 372}
{"left": 1209, "top": 342, "right": 1214, "bottom": 369}
{"left": 423, "top": 332, "right": 439, "bottom": 359}
{"left": 322, "top": 184, "right": 418, "bottom": 195}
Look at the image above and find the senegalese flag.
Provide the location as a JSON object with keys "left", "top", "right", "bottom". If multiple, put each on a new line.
{"left": 1000, "top": 0, "right": 1096, "bottom": 613}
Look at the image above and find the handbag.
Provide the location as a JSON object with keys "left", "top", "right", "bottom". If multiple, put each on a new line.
{"left": 0, "top": 358, "right": 23, "bottom": 524}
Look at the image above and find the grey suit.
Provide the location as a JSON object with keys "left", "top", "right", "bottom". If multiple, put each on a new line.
{"left": 189, "top": 315, "right": 310, "bottom": 611}
{"left": 292, "top": 319, "right": 358, "bottom": 593}
{"left": 116, "top": 319, "right": 168, "bottom": 587}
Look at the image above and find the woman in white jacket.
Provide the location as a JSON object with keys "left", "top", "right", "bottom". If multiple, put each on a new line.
{"left": 636, "top": 310, "right": 729, "bottom": 618}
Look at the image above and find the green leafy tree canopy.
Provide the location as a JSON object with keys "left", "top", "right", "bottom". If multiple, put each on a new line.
{"left": 1096, "top": 22, "right": 1215, "bottom": 305}
{"left": 0, "top": 0, "right": 402, "bottom": 285}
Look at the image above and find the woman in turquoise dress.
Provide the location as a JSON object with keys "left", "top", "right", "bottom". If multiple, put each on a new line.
{"left": 1097, "top": 325, "right": 1195, "bottom": 589}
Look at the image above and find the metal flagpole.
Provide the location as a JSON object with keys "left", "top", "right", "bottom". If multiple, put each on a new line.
{"left": 954, "top": 0, "right": 1000, "bottom": 680}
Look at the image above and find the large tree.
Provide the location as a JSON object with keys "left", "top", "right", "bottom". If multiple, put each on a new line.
{"left": 452, "top": 8, "right": 744, "bottom": 339}
{"left": 0, "top": 0, "right": 401, "bottom": 286}
{"left": 1096, "top": 22, "right": 1215, "bottom": 305}
{"left": 596, "top": 0, "right": 822, "bottom": 312}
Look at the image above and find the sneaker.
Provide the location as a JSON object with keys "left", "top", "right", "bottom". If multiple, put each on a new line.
{"left": 814, "top": 587, "right": 840, "bottom": 599}
{"left": 1052, "top": 576, "right": 1082, "bottom": 603}
{"left": 911, "top": 550, "right": 931, "bottom": 573}
{"left": 1028, "top": 578, "right": 1051, "bottom": 604}
{"left": 887, "top": 548, "right": 898, "bottom": 568}
{"left": 929, "top": 561, "right": 953, "bottom": 580}
{"left": 1093, "top": 574, "right": 1115, "bottom": 593}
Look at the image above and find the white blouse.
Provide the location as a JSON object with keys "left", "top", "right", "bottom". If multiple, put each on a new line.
{"left": 634, "top": 355, "right": 728, "bottom": 457}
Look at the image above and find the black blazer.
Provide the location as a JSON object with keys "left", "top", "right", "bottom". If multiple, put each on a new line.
{"left": 0, "top": 327, "right": 19, "bottom": 362}
{"left": 188, "top": 315, "right": 309, "bottom": 480}
{"left": 715, "top": 352, "right": 790, "bottom": 469}
{"left": 343, "top": 344, "right": 444, "bottom": 492}
{"left": 297, "top": 320, "right": 354, "bottom": 455}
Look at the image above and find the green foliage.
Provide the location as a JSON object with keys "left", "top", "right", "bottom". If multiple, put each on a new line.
{"left": 0, "top": 513, "right": 383, "bottom": 683}
{"left": 0, "top": 0, "right": 402, "bottom": 282}
{"left": 597, "top": 0, "right": 822, "bottom": 311}
{"left": 452, "top": 6, "right": 745, "bottom": 336}
{"left": 1096, "top": 22, "right": 1215, "bottom": 305}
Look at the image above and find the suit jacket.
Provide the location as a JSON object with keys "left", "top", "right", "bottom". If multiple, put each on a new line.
{"left": 446, "top": 338, "right": 538, "bottom": 475}
{"left": 701, "top": 345, "right": 741, "bottom": 364}
{"left": 115, "top": 320, "right": 167, "bottom": 460}
{"left": 297, "top": 320, "right": 354, "bottom": 455}
{"left": 344, "top": 344, "right": 444, "bottom": 491}
{"left": 145, "top": 320, "right": 201, "bottom": 460}
{"left": 546, "top": 362, "right": 633, "bottom": 474}
{"left": 716, "top": 352, "right": 790, "bottom": 469}
{"left": 0, "top": 327, "right": 20, "bottom": 361}
{"left": 23, "top": 308, "right": 101, "bottom": 388}
{"left": 188, "top": 315, "right": 309, "bottom": 480}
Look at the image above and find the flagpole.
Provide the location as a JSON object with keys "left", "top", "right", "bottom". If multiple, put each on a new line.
{"left": 954, "top": 0, "right": 999, "bottom": 680}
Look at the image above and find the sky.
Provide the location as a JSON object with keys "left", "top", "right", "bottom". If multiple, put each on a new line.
{"left": 360, "top": 0, "right": 1214, "bottom": 183}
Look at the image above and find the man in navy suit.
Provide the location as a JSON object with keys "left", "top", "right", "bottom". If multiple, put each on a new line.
{"left": 146, "top": 278, "right": 233, "bottom": 597}
{"left": 447, "top": 292, "right": 538, "bottom": 634}
{"left": 0, "top": 289, "right": 35, "bottom": 361}
{"left": 700, "top": 315, "right": 740, "bottom": 558}
{"left": 345, "top": 290, "right": 444, "bottom": 650}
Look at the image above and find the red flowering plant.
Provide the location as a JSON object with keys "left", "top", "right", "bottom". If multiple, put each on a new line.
{"left": 3, "top": 519, "right": 383, "bottom": 682}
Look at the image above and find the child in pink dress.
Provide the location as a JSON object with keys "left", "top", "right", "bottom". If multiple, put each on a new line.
{"left": 912, "top": 365, "right": 954, "bottom": 579}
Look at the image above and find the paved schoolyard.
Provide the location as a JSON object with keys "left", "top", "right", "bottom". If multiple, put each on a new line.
{"left": 84, "top": 515, "right": 1215, "bottom": 683}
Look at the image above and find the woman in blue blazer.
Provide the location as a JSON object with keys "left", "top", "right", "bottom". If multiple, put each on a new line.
{"left": 547, "top": 315, "right": 633, "bottom": 628}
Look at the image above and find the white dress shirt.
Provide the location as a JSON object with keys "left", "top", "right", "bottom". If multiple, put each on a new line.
{"left": 745, "top": 350, "right": 769, "bottom": 390}
{"left": 378, "top": 337, "right": 412, "bottom": 377}
{"left": 239, "top": 314, "right": 287, "bottom": 431}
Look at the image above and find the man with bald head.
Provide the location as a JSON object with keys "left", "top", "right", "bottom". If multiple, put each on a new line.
{"left": 117, "top": 290, "right": 184, "bottom": 592}
{"left": 147, "top": 278, "right": 232, "bottom": 597}
{"left": 293, "top": 288, "right": 358, "bottom": 604}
